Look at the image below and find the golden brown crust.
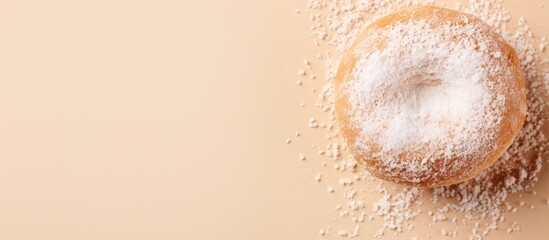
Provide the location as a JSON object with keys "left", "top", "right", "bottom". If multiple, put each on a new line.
{"left": 335, "top": 6, "right": 527, "bottom": 187}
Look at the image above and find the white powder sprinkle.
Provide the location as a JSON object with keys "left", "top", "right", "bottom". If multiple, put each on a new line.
{"left": 319, "top": 228, "right": 325, "bottom": 236}
{"left": 338, "top": 178, "right": 352, "bottom": 186}
{"left": 315, "top": 173, "right": 322, "bottom": 182}
{"left": 351, "top": 225, "right": 360, "bottom": 237}
{"left": 337, "top": 230, "right": 348, "bottom": 236}
{"left": 308, "top": 118, "right": 319, "bottom": 128}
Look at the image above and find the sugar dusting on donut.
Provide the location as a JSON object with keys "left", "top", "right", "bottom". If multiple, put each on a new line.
{"left": 352, "top": 21, "right": 488, "bottom": 154}
{"left": 349, "top": 20, "right": 497, "bottom": 155}
{"left": 339, "top": 8, "right": 525, "bottom": 185}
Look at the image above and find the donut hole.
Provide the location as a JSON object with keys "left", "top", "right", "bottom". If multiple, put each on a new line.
{"left": 404, "top": 73, "right": 452, "bottom": 121}
{"left": 384, "top": 69, "right": 483, "bottom": 151}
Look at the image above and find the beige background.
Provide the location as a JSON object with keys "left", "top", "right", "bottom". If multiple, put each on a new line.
{"left": 0, "top": 0, "right": 547, "bottom": 239}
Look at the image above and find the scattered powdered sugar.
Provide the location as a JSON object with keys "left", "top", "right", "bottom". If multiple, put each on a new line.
{"left": 337, "top": 230, "right": 348, "bottom": 236}
{"left": 372, "top": 187, "right": 423, "bottom": 237}
{"left": 291, "top": 0, "right": 548, "bottom": 239}
{"left": 315, "top": 173, "right": 323, "bottom": 182}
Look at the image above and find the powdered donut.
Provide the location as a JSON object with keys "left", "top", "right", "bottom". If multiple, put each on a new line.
{"left": 335, "top": 6, "right": 527, "bottom": 187}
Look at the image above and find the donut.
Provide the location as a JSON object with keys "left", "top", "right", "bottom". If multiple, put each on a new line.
{"left": 335, "top": 6, "right": 527, "bottom": 187}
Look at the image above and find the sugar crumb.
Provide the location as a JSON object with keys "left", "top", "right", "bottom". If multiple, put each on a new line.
{"left": 337, "top": 230, "right": 347, "bottom": 237}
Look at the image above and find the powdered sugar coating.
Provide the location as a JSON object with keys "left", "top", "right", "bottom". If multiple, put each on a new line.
{"left": 336, "top": 7, "right": 526, "bottom": 186}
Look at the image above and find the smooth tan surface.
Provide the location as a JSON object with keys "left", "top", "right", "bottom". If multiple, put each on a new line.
{"left": 0, "top": 0, "right": 546, "bottom": 239}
